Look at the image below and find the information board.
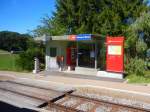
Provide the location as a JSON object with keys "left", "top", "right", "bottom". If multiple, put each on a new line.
{"left": 106, "top": 36, "right": 124, "bottom": 73}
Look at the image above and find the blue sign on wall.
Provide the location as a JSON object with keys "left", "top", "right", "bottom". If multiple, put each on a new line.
{"left": 76, "top": 34, "right": 92, "bottom": 40}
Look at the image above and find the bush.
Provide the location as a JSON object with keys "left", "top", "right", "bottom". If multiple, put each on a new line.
{"left": 16, "top": 47, "right": 45, "bottom": 71}
{"left": 0, "top": 54, "right": 20, "bottom": 71}
{"left": 125, "top": 57, "right": 145, "bottom": 76}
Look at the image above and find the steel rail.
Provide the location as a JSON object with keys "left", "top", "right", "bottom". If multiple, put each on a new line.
{"left": 48, "top": 103, "right": 84, "bottom": 112}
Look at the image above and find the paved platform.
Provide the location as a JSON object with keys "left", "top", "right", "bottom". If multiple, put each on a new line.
{"left": 41, "top": 71, "right": 125, "bottom": 82}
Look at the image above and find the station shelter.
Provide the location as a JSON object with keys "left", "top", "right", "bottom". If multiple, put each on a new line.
{"left": 41, "top": 34, "right": 124, "bottom": 79}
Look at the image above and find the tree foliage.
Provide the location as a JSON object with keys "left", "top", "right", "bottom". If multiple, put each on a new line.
{"left": 125, "top": 57, "right": 145, "bottom": 76}
{"left": 33, "top": 0, "right": 149, "bottom": 36}
{"left": 0, "top": 31, "right": 32, "bottom": 51}
{"left": 0, "top": 31, "right": 45, "bottom": 71}
{"left": 126, "top": 12, "right": 150, "bottom": 58}
{"left": 16, "top": 45, "right": 45, "bottom": 71}
{"left": 16, "top": 41, "right": 45, "bottom": 71}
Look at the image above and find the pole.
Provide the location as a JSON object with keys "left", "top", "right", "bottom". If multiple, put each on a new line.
{"left": 33, "top": 57, "right": 40, "bottom": 74}
{"left": 76, "top": 42, "right": 79, "bottom": 67}
{"left": 95, "top": 42, "right": 97, "bottom": 69}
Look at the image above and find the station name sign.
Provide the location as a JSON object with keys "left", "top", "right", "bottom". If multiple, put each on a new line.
{"left": 76, "top": 34, "right": 92, "bottom": 40}
{"left": 68, "top": 34, "right": 92, "bottom": 41}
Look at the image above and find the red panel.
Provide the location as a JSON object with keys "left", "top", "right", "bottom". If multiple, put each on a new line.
{"left": 68, "top": 35, "right": 76, "bottom": 41}
{"left": 106, "top": 36, "right": 124, "bottom": 73}
{"left": 66, "top": 47, "right": 77, "bottom": 66}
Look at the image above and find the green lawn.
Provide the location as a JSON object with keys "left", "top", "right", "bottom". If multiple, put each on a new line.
{"left": 126, "top": 71, "right": 150, "bottom": 84}
{"left": 0, "top": 49, "right": 9, "bottom": 53}
{"left": 0, "top": 53, "right": 19, "bottom": 71}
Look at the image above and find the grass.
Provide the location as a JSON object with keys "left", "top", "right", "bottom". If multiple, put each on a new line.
{"left": 126, "top": 71, "right": 150, "bottom": 84}
{"left": 0, "top": 53, "right": 20, "bottom": 71}
{"left": 0, "top": 49, "right": 9, "bottom": 53}
{"left": 0, "top": 50, "right": 31, "bottom": 72}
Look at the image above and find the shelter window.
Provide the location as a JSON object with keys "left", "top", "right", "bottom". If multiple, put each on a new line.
{"left": 50, "top": 47, "right": 57, "bottom": 57}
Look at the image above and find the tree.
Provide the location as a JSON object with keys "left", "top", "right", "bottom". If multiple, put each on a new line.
{"left": 33, "top": 0, "right": 149, "bottom": 36}
{"left": 0, "top": 31, "right": 32, "bottom": 51}
{"left": 126, "top": 12, "right": 150, "bottom": 58}
{"left": 33, "top": 16, "right": 67, "bottom": 36}
{"left": 16, "top": 39, "right": 45, "bottom": 71}
{"left": 16, "top": 45, "right": 45, "bottom": 71}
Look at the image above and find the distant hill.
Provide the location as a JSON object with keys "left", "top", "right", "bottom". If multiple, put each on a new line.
{"left": 0, "top": 31, "right": 32, "bottom": 51}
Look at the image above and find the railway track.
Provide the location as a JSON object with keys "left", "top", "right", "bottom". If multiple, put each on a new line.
{"left": 45, "top": 93, "right": 150, "bottom": 112}
{"left": 0, "top": 80, "right": 149, "bottom": 112}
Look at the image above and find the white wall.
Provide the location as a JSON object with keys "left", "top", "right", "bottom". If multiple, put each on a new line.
{"left": 45, "top": 41, "right": 68, "bottom": 70}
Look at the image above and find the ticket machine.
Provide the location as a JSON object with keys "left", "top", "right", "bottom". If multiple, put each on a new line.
{"left": 106, "top": 36, "right": 124, "bottom": 73}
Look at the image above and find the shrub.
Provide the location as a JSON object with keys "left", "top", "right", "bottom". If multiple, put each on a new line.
{"left": 125, "top": 57, "right": 145, "bottom": 76}
{"left": 16, "top": 47, "right": 44, "bottom": 71}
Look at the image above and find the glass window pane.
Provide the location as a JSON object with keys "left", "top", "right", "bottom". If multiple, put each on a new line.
{"left": 50, "top": 47, "right": 57, "bottom": 57}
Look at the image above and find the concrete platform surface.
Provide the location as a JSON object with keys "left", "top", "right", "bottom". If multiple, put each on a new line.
{"left": 42, "top": 71, "right": 125, "bottom": 82}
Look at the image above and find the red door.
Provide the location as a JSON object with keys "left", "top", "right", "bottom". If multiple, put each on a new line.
{"left": 106, "top": 36, "right": 124, "bottom": 73}
{"left": 66, "top": 47, "right": 76, "bottom": 66}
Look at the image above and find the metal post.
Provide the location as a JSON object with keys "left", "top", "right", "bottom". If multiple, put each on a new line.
{"left": 95, "top": 42, "right": 97, "bottom": 69}
{"left": 33, "top": 57, "right": 40, "bottom": 74}
{"left": 76, "top": 42, "right": 79, "bottom": 67}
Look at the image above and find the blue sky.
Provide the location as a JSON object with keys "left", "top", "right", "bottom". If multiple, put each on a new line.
{"left": 0, "top": 0, "right": 55, "bottom": 34}
{"left": 0, "top": 0, "right": 149, "bottom": 34}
